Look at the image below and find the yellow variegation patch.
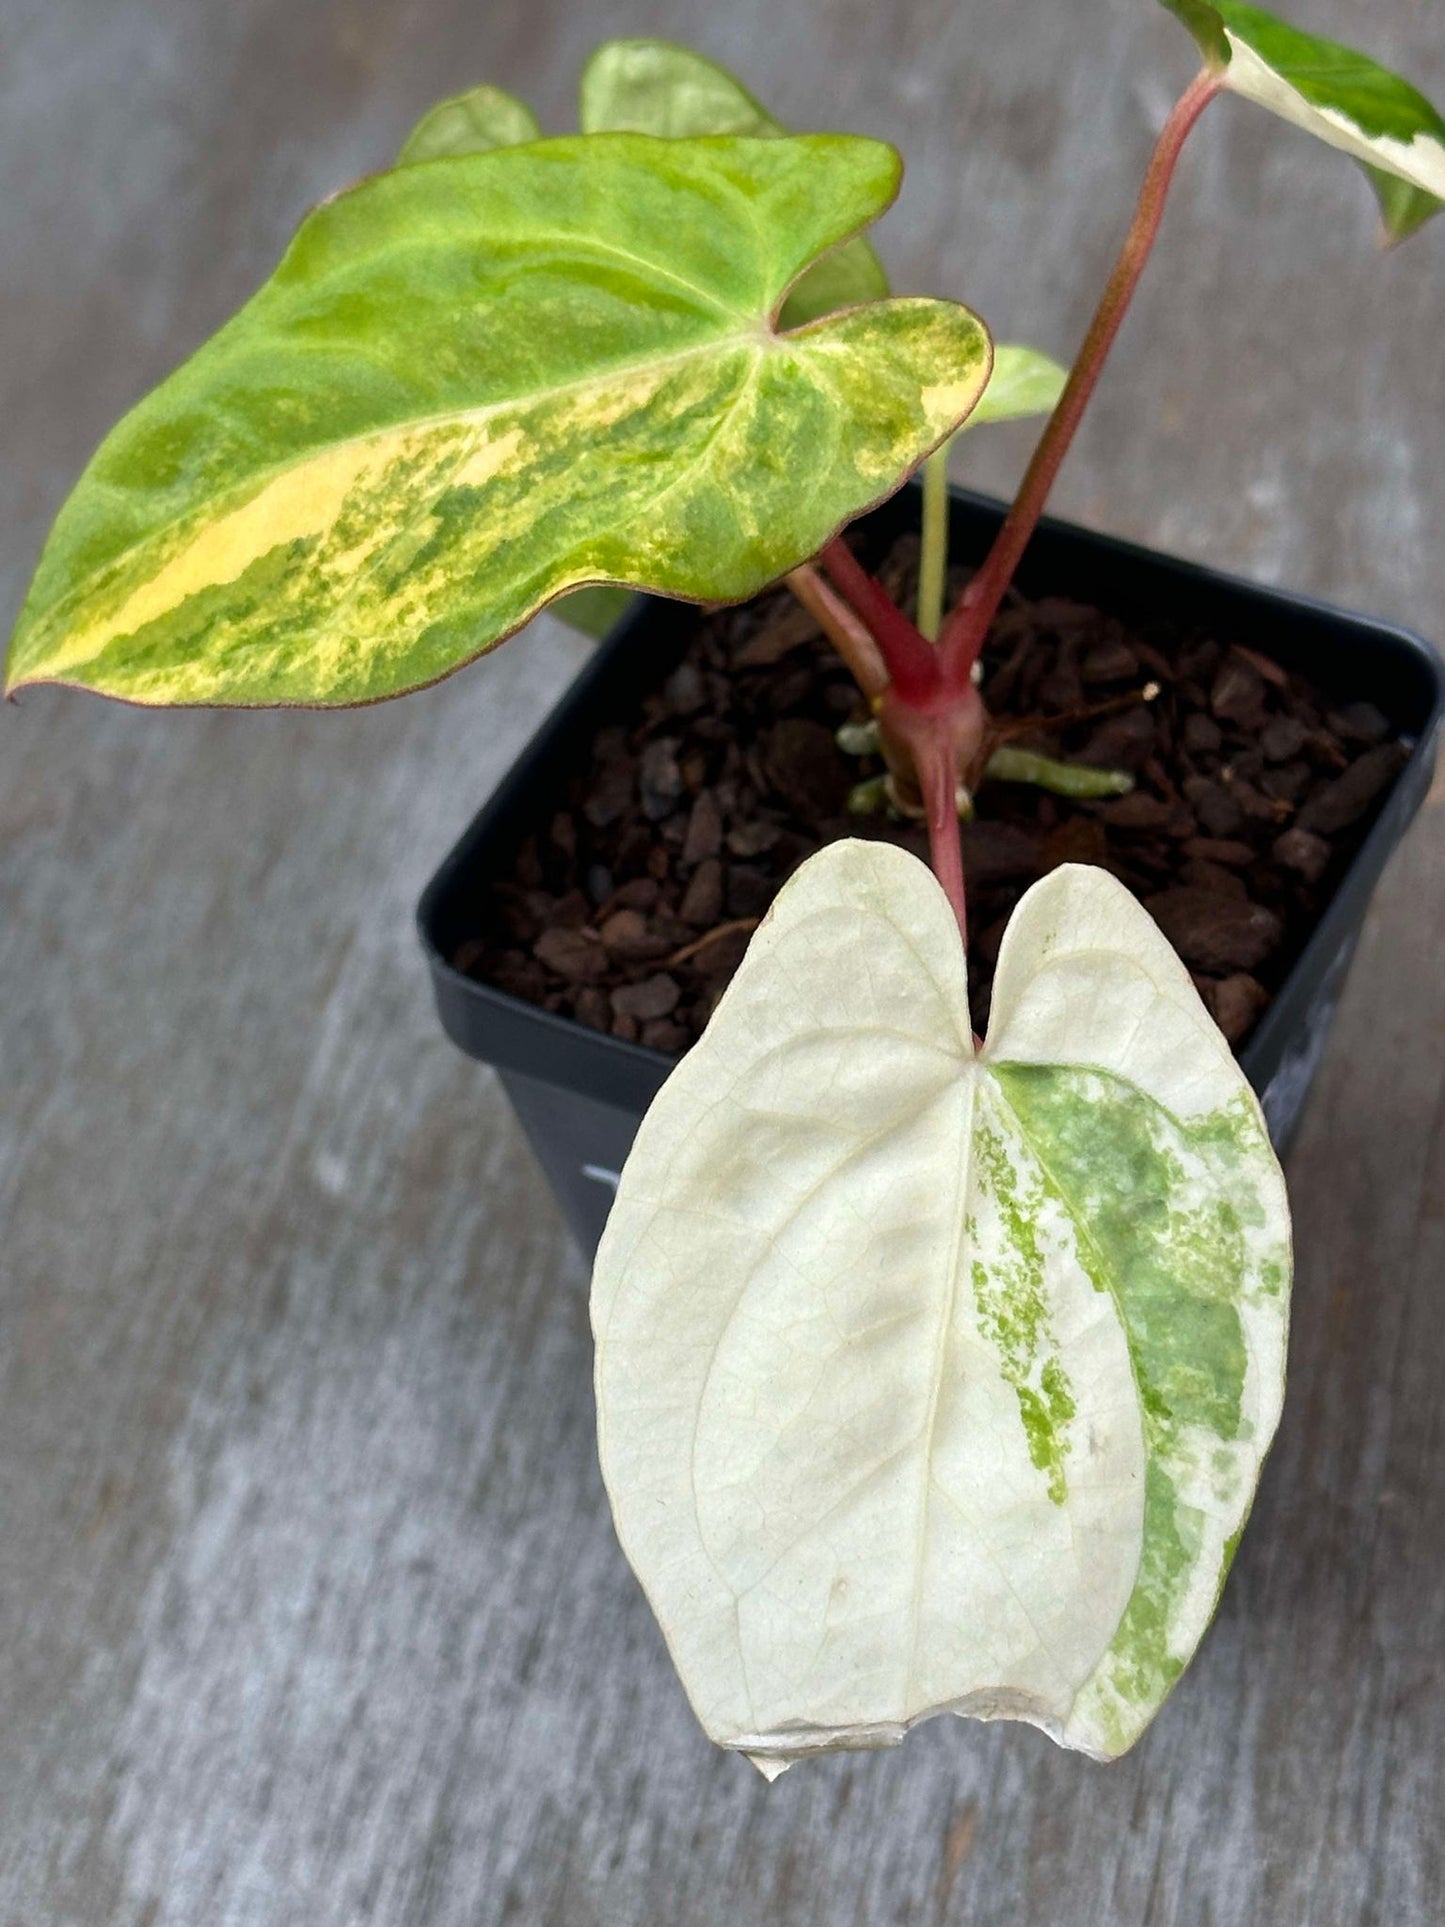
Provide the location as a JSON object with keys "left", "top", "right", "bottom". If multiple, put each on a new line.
{"left": 6, "top": 136, "right": 990, "bottom": 708}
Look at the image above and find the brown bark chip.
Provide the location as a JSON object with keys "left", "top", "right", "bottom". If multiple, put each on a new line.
{"left": 458, "top": 535, "right": 1404, "bottom": 1057}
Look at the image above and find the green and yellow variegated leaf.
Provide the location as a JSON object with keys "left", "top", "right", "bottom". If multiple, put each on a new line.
{"left": 399, "top": 86, "right": 632, "bottom": 644}
{"left": 970, "top": 342, "right": 1068, "bottom": 425}
{"left": 579, "top": 39, "right": 889, "bottom": 327}
{"left": 6, "top": 136, "right": 990, "bottom": 708}
{"left": 565, "top": 341, "right": 1065, "bottom": 650}
{"left": 592, "top": 845, "right": 1291, "bottom": 1774}
{"left": 396, "top": 84, "right": 542, "bottom": 164}
{"left": 1160, "top": 1, "right": 1445, "bottom": 240}
{"left": 397, "top": 82, "right": 631, "bottom": 647}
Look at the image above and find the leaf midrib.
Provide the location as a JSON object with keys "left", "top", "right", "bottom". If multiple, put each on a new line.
{"left": 902, "top": 1063, "right": 979, "bottom": 1711}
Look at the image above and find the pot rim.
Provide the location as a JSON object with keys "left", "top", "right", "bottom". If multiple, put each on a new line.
{"left": 418, "top": 482, "right": 1445, "bottom": 1124}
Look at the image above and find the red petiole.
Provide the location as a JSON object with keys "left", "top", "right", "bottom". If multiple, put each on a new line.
{"left": 818, "top": 538, "right": 940, "bottom": 706}
{"left": 811, "top": 68, "right": 1223, "bottom": 949}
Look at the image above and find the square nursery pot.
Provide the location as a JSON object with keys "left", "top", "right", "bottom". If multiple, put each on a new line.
{"left": 419, "top": 485, "right": 1444, "bottom": 1258}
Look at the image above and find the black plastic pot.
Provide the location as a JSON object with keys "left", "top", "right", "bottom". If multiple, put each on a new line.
{"left": 419, "top": 485, "right": 1444, "bottom": 1257}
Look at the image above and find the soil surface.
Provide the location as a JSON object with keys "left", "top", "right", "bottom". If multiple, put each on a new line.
{"left": 455, "top": 534, "right": 1406, "bottom": 1056}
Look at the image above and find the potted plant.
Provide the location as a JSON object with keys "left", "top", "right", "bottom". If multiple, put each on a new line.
{"left": 6, "top": 6, "right": 1443, "bottom": 1777}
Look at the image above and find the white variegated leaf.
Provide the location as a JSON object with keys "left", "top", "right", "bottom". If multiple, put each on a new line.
{"left": 1160, "top": 1, "right": 1445, "bottom": 240}
{"left": 592, "top": 844, "right": 1291, "bottom": 1774}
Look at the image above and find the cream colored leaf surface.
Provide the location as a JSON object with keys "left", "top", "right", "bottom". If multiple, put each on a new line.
{"left": 6, "top": 136, "right": 988, "bottom": 707}
{"left": 592, "top": 845, "right": 1290, "bottom": 1774}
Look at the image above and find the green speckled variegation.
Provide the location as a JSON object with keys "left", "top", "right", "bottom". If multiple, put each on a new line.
{"left": 580, "top": 40, "right": 889, "bottom": 328}
{"left": 396, "top": 84, "right": 542, "bottom": 164}
{"left": 1160, "top": 1, "right": 1445, "bottom": 240}
{"left": 6, "top": 136, "right": 989, "bottom": 708}
{"left": 592, "top": 847, "right": 1291, "bottom": 1774}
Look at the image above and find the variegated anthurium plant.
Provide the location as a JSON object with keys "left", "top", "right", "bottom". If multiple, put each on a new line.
{"left": 6, "top": 12, "right": 1442, "bottom": 1772}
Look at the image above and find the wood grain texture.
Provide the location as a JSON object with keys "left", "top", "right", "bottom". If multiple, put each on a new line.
{"left": 0, "top": 2, "right": 1441, "bottom": 1921}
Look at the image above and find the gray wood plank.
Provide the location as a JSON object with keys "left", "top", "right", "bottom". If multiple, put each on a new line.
{"left": 1, "top": 1, "right": 1441, "bottom": 1922}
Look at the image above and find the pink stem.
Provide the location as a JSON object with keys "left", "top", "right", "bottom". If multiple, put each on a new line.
{"left": 914, "top": 721, "right": 967, "bottom": 946}
{"left": 819, "top": 538, "right": 941, "bottom": 708}
{"left": 938, "top": 68, "right": 1223, "bottom": 690}
{"left": 784, "top": 565, "right": 889, "bottom": 701}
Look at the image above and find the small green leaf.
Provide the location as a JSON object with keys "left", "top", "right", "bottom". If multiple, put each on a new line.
{"left": 580, "top": 38, "right": 779, "bottom": 139}
{"left": 397, "top": 84, "right": 542, "bottom": 164}
{"left": 593, "top": 844, "right": 1290, "bottom": 1773}
{"left": 969, "top": 342, "right": 1068, "bottom": 426}
{"left": 6, "top": 136, "right": 990, "bottom": 708}
{"left": 1160, "top": 0, "right": 1445, "bottom": 239}
{"left": 580, "top": 39, "right": 889, "bottom": 327}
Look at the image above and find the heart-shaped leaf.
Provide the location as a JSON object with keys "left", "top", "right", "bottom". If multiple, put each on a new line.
{"left": 592, "top": 844, "right": 1290, "bottom": 1773}
{"left": 579, "top": 39, "right": 889, "bottom": 327}
{"left": 396, "top": 84, "right": 542, "bottom": 165}
{"left": 1160, "top": 1, "right": 1445, "bottom": 241}
{"left": 6, "top": 136, "right": 989, "bottom": 708}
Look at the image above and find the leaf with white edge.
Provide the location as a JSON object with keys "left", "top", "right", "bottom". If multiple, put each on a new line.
{"left": 1161, "top": 1, "right": 1445, "bottom": 241}
{"left": 970, "top": 342, "right": 1067, "bottom": 426}
{"left": 6, "top": 136, "right": 990, "bottom": 708}
{"left": 397, "top": 84, "right": 542, "bottom": 164}
{"left": 592, "top": 844, "right": 1291, "bottom": 1775}
{"left": 579, "top": 39, "right": 889, "bottom": 327}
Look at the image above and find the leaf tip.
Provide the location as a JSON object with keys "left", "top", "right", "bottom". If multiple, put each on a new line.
{"left": 2, "top": 649, "right": 35, "bottom": 701}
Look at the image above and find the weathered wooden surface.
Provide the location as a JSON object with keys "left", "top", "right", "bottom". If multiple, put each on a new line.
{"left": 1, "top": 0, "right": 1442, "bottom": 1920}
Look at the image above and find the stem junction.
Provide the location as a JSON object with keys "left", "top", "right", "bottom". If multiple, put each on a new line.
{"left": 780, "top": 69, "right": 1221, "bottom": 955}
